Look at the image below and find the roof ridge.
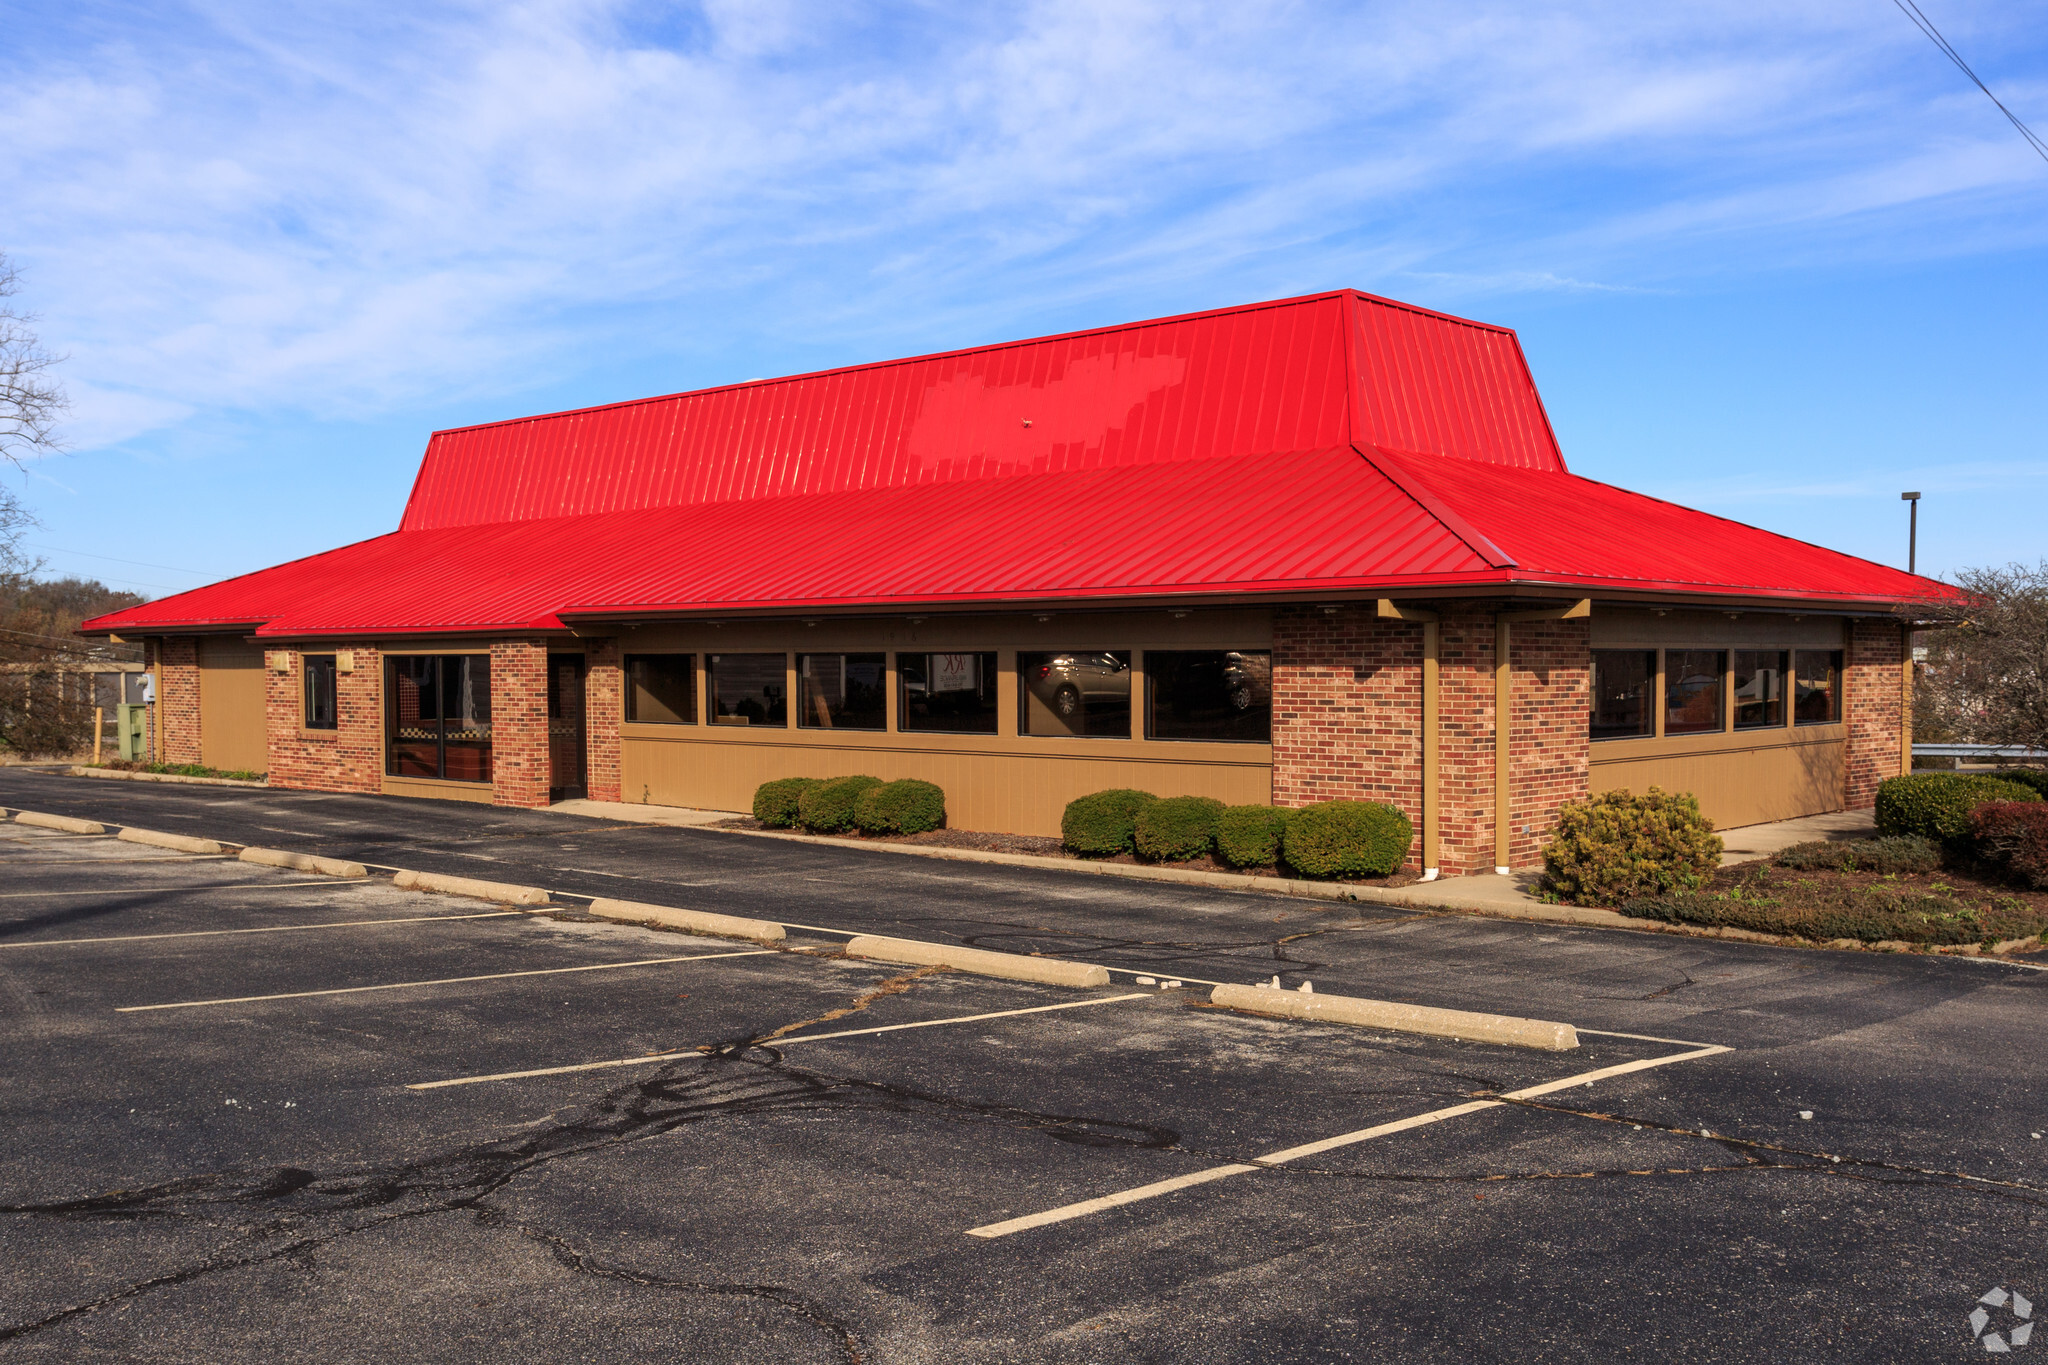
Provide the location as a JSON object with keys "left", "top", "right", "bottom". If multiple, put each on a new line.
{"left": 1355, "top": 444, "right": 1519, "bottom": 570}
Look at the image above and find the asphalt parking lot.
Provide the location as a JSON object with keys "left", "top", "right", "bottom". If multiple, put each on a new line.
{"left": 1, "top": 771, "right": 2045, "bottom": 1362}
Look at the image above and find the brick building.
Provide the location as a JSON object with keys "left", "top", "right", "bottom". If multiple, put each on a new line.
{"left": 85, "top": 290, "right": 1939, "bottom": 875}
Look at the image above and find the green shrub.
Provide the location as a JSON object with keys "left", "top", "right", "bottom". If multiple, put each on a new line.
{"left": 853, "top": 779, "right": 948, "bottom": 836}
{"left": 1062, "top": 789, "right": 1158, "bottom": 856}
{"left": 1775, "top": 835, "right": 1942, "bottom": 875}
{"left": 752, "top": 777, "right": 820, "bottom": 829}
{"left": 1281, "top": 800, "right": 1412, "bottom": 879}
{"left": 1995, "top": 768, "right": 2048, "bottom": 800}
{"left": 797, "top": 775, "right": 883, "bottom": 833}
{"left": 1134, "top": 796, "right": 1226, "bottom": 862}
{"left": 1542, "top": 787, "right": 1722, "bottom": 907}
{"left": 1214, "top": 805, "right": 1294, "bottom": 869}
{"left": 1620, "top": 882, "right": 2048, "bottom": 946}
{"left": 1874, "top": 773, "right": 2040, "bottom": 844}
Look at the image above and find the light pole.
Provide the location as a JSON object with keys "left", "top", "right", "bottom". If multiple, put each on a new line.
{"left": 1902, "top": 491, "right": 1921, "bottom": 574}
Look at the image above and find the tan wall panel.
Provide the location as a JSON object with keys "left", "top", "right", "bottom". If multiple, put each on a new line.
{"left": 382, "top": 775, "right": 497, "bottom": 804}
{"left": 1591, "top": 609, "right": 1849, "bottom": 650}
{"left": 196, "top": 638, "right": 268, "bottom": 773}
{"left": 1590, "top": 728, "right": 1845, "bottom": 828}
{"left": 621, "top": 731, "right": 1272, "bottom": 835}
{"left": 609, "top": 608, "right": 1274, "bottom": 656}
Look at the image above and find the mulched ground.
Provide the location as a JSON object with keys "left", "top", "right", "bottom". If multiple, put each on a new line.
{"left": 712, "top": 817, "right": 1418, "bottom": 888}
{"left": 1617, "top": 858, "right": 2048, "bottom": 949}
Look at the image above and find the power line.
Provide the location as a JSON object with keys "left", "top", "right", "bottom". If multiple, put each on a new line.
{"left": 22, "top": 543, "right": 212, "bottom": 576}
{"left": 1890, "top": 0, "right": 2048, "bottom": 163}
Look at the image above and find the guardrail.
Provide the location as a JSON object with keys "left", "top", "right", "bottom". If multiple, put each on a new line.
{"left": 1912, "top": 743, "right": 2048, "bottom": 760}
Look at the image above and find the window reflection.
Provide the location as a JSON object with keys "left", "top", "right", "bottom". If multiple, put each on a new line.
{"left": 1664, "top": 649, "right": 1726, "bottom": 735}
{"left": 1794, "top": 650, "right": 1842, "bottom": 725}
{"left": 1146, "top": 650, "right": 1271, "bottom": 742}
{"left": 386, "top": 655, "right": 492, "bottom": 781}
{"left": 1590, "top": 650, "right": 1655, "bottom": 739}
{"left": 1733, "top": 650, "right": 1788, "bottom": 730}
{"left": 900, "top": 652, "right": 997, "bottom": 733}
{"left": 1019, "top": 651, "right": 1132, "bottom": 738}
{"left": 709, "top": 654, "right": 787, "bottom": 726}
{"left": 625, "top": 654, "right": 695, "bottom": 724}
{"left": 799, "top": 653, "right": 886, "bottom": 730}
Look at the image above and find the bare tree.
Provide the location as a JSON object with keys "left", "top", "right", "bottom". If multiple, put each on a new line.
{"left": 1909, "top": 561, "right": 2048, "bottom": 754}
{"left": 0, "top": 251, "right": 68, "bottom": 470}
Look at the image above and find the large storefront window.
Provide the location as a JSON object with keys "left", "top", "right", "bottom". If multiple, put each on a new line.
{"left": 800, "top": 653, "right": 885, "bottom": 730}
{"left": 1664, "top": 649, "right": 1726, "bottom": 735}
{"left": 1590, "top": 650, "right": 1655, "bottom": 739}
{"left": 386, "top": 655, "right": 492, "bottom": 782}
{"left": 1146, "top": 650, "right": 1271, "bottom": 742}
{"left": 709, "top": 653, "right": 787, "bottom": 726}
{"left": 625, "top": 654, "right": 695, "bottom": 724}
{"left": 1019, "top": 651, "right": 1132, "bottom": 738}
{"left": 1794, "top": 650, "right": 1843, "bottom": 724}
{"left": 900, "top": 652, "right": 998, "bottom": 733}
{"left": 1733, "top": 650, "right": 1788, "bottom": 730}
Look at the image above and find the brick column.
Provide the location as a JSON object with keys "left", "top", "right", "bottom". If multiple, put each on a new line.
{"left": 153, "top": 636, "right": 202, "bottom": 765}
{"left": 265, "top": 645, "right": 384, "bottom": 794}
{"left": 584, "top": 638, "right": 623, "bottom": 803}
{"left": 1271, "top": 604, "right": 1425, "bottom": 868}
{"left": 1845, "top": 619, "right": 1907, "bottom": 810}
{"left": 490, "top": 640, "right": 551, "bottom": 808}
{"left": 1504, "top": 616, "right": 1592, "bottom": 870}
{"left": 1435, "top": 607, "right": 1497, "bottom": 874}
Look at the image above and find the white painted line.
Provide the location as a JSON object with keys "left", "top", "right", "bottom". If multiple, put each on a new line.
{"left": 408, "top": 991, "right": 1158, "bottom": 1090}
{"left": 773, "top": 993, "right": 1152, "bottom": 1046}
{"left": 1575, "top": 1027, "right": 1724, "bottom": 1047}
{"left": 1, "top": 911, "right": 525, "bottom": 949}
{"left": 964, "top": 1043, "right": 1731, "bottom": 1239}
{"left": 0, "top": 880, "right": 352, "bottom": 900}
{"left": 116, "top": 949, "right": 776, "bottom": 1012}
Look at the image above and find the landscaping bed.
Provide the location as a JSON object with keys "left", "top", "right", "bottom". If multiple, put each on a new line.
{"left": 713, "top": 815, "right": 1419, "bottom": 887}
{"left": 1618, "top": 841, "right": 2048, "bottom": 949}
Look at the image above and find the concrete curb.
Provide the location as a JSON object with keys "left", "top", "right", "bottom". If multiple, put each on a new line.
{"left": 64, "top": 766, "right": 267, "bottom": 788}
{"left": 1210, "top": 982, "right": 1580, "bottom": 1052}
{"left": 118, "top": 827, "right": 223, "bottom": 855}
{"left": 391, "top": 868, "right": 549, "bottom": 905}
{"left": 12, "top": 809, "right": 107, "bottom": 835}
{"left": 241, "top": 847, "right": 369, "bottom": 879}
{"left": 843, "top": 934, "right": 1111, "bottom": 987}
{"left": 587, "top": 897, "right": 784, "bottom": 944}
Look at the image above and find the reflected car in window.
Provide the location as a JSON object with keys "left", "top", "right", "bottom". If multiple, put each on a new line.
{"left": 1168, "top": 650, "right": 1271, "bottom": 714}
{"left": 1024, "top": 652, "right": 1131, "bottom": 719}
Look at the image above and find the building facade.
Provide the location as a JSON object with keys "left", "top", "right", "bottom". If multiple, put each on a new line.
{"left": 95, "top": 290, "right": 1930, "bottom": 876}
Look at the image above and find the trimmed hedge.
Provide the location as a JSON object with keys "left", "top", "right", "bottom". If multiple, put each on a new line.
{"left": 1874, "top": 772, "right": 2040, "bottom": 844}
{"left": 853, "top": 778, "right": 948, "bottom": 836}
{"left": 1542, "top": 787, "right": 1722, "bottom": 907}
{"left": 1134, "top": 796, "right": 1226, "bottom": 863}
{"left": 1775, "top": 835, "right": 1942, "bottom": 875}
{"left": 797, "top": 775, "right": 884, "bottom": 833}
{"left": 753, "top": 777, "right": 820, "bottom": 829}
{"left": 1971, "top": 801, "right": 2048, "bottom": 890}
{"left": 1281, "top": 800, "right": 1412, "bottom": 879}
{"left": 1062, "top": 789, "right": 1158, "bottom": 856}
{"left": 1618, "top": 884, "right": 2048, "bottom": 946}
{"left": 1996, "top": 768, "right": 2048, "bottom": 800}
{"left": 1214, "top": 805, "right": 1294, "bottom": 869}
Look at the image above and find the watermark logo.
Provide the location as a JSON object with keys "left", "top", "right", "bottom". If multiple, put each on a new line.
{"left": 1970, "top": 1287, "right": 2034, "bottom": 1353}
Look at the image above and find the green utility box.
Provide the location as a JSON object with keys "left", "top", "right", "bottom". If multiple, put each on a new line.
{"left": 117, "top": 703, "right": 147, "bottom": 761}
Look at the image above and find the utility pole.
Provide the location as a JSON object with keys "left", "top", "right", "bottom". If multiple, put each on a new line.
{"left": 1901, "top": 491, "right": 1921, "bottom": 574}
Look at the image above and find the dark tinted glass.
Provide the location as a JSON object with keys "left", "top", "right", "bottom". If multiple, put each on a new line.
{"left": 1590, "top": 650, "right": 1655, "bottom": 739}
{"left": 1147, "top": 650, "right": 1271, "bottom": 742}
{"left": 625, "top": 654, "right": 695, "bottom": 724}
{"left": 1794, "top": 650, "right": 1842, "bottom": 724}
{"left": 900, "top": 652, "right": 998, "bottom": 733}
{"left": 709, "top": 653, "right": 787, "bottom": 726}
{"left": 799, "top": 653, "right": 886, "bottom": 730}
{"left": 1664, "top": 649, "right": 1726, "bottom": 735}
{"left": 303, "top": 654, "right": 337, "bottom": 730}
{"left": 385, "top": 655, "right": 491, "bottom": 781}
{"left": 1733, "top": 650, "right": 1788, "bottom": 730}
{"left": 1019, "top": 650, "right": 1132, "bottom": 738}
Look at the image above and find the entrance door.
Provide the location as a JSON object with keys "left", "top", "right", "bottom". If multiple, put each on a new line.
{"left": 547, "top": 655, "right": 587, "bottom": 802}
{"left": 197, "top": 638, "right": 267, "bottom": 774}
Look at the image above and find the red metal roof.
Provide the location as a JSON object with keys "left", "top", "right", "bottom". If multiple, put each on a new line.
{"left": 83, "top": 289, "right": 1943, "bottom": 640}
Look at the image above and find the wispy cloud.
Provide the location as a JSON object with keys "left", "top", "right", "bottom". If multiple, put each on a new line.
{"left": 0, "top": 0, "right": 2044, "bottom": 455}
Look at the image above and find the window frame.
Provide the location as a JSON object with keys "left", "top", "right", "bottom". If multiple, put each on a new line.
{"left": 302, "top": 653, "right": 338, "bottom": 732}
{"left": 797, "top": 652, "right": 887, "bottom": 731}
{"left": 706, "top": 652, "right": 790, "bottom": 728}
{"left": 1588, "top": 649, "right": 1657, "bottom": 741}
{"left": 383, "top": 653, "right": 493, "bottom": 783}
{"left": 624, "top": 653, "right": 698, "bottom": 725}
{"left": 1794, "top": 649, "right": 1844, "bottom": 726}
{"left": 1017, "top": 649, "right": 1134, "bottom": 740}
{"left": 898, "top": 650, "right": 1001, "bottom": 735}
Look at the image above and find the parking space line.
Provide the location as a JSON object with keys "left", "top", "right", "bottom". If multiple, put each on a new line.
{"left": 964, "top": 1043, "right": 1731, "bottom": 1239}
{"left": 2, "top": 911, "right": 526, "bottom": 949}
{"left": 0, "top": 880, "right": 358, "bottom": 900}
{"left": 116, "top": 949, "right": 777, "bottom": 1012}
{"left": 407, "top": 992, "right": 1158, "bottom": 1091}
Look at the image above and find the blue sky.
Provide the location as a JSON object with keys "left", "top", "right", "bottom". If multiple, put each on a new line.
{"left": 2, "top": 0, "right": 2044, "bottom": 599}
